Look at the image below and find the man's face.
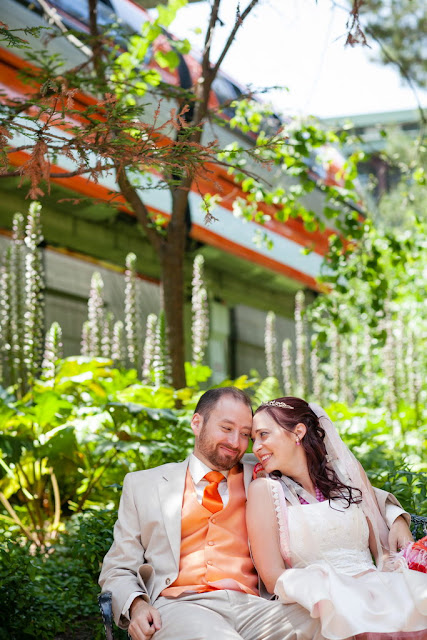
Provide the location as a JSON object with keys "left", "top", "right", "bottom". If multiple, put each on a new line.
{"left": 191, "top": 395, "right": 253, "bottom": 471}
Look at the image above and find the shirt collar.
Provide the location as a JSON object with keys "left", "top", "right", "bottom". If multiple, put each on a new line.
{"left": 189, "top": 452, "right": 229, "bottom": 485}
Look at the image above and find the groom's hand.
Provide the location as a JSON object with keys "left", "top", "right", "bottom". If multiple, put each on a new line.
{"left": 388, "top": 514, "right": 413, "bottom": 553}
{"left": 129, "top": 597, "right": 162, "bottom": 640}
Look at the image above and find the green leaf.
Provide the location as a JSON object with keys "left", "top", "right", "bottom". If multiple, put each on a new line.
{"left": 115, "top": 384, "right": 176, "bottom": 409}
{"left": 184, "top": 363, "right": 212, "bottom": 387}
{"left": 0, "top": 434, "right": 33, "bottom": 464}
{"left": 154, "top": 49, "right": 180, "bottom": 70}
{"left": 241, "top": 178, "right": 255, "bottom": 192}
{"left": 413, "top": 167, "right": 425, "bottom": 185}
{"left": 108, "top": 401, "right": 179, "bottom": 424}
{"left": 70, "top": 412, "right": 115, "bottom": 444}
{"left": 31, "top": 392, "right": 72, "bottom": 429}
{"left": 37, "top": 425, "right": 77, "bottom": 459}
{"left": 129, "top": 35, "right": 150, "bottom": 61}
{"left": 143, "top": 69, "right": 161, "bottom": 87}
{"left": 141, "top": 22, "right": 162, "bottom": 41}
{"left": 173, "top": 39, "right": 191, "bottom": 55}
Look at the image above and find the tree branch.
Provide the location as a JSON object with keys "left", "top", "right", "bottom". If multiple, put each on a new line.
{"left": 212, "top": 0, "right": 259, "bottom": 79}
{"left": 88, "top": 0, "right": 105, "bottom": 82}
{"left": 193, "top": 1, "right": 260, "bottom": 131}
{"left": 190, "top": 0, "right": 221, "bottom": 128}
{"left": 116, "top": 167, "right": 163, "bottom": 253}
{"left": 203, "top": 0, "right": 221, "bottom": 70}
{"left": 0, "top": 165, "right": 115, "bottom": 179}
{"left": 36, "top": 0, "right": 91, "bottom": 57}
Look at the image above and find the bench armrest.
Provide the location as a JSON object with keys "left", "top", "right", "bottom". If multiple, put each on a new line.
{"left": 98, "top": 591, "right": 115, "bottom": 640}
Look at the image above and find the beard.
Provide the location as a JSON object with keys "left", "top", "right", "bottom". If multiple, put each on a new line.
{"left": 197, "top": 428, "right": 242, "bottom": 470}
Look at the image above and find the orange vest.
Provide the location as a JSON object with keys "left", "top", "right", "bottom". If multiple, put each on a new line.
{"left": 161, "top": 464, "right": 258, "bottom": 597}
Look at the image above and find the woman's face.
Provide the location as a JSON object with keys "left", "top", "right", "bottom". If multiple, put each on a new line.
{"left": 252, "top": 411, "right": 298, "bottom": 475}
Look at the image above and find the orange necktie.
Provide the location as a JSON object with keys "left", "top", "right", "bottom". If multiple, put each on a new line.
{"left": 202, "top": 471, "right": 225, "bottom": 513}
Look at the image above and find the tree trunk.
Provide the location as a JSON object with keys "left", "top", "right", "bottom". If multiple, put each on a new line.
{"left": 159, "top": 234, "right": 186, "bottom": 389}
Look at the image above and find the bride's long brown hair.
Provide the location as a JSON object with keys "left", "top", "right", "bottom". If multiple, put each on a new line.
{"left": 254, "top": 397, "right": 362, "bottom": 507}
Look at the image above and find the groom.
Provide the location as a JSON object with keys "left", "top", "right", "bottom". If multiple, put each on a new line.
{"left": 99, "top": 387, "right": 412, "bottom": 640}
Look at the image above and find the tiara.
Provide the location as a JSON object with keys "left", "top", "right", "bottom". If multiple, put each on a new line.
{"left": 262, "top": 400, "right": 294, "bottom": 409}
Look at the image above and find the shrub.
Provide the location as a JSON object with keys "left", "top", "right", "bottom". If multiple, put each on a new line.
{"left": 0, "top": 510, "right": 128, "bottom": 640}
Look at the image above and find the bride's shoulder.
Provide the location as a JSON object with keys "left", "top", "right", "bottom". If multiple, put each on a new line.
{"left": 248, "top": 476, "right": 273, "bottom": 500}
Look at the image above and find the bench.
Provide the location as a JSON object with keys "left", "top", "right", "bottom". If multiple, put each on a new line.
{"left": 98, "top": 513, "right": 427, "bottom": 640}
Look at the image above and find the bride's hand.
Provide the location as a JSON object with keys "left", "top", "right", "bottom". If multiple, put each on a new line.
{"left": 388, "top": 515, "right": 413, "bottom": 553}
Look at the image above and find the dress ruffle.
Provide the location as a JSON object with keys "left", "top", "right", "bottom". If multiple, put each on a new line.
{"left": 275, "top": 563, "right": 427, "bottom": 640}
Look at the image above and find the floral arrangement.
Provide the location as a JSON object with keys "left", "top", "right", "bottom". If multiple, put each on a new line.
{"left": 397, "top": 536, "right": 427, "bottom": 573}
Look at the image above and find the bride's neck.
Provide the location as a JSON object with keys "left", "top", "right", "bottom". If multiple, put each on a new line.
{"left": 287, "top": 470, "right": 315, "bottom": 497}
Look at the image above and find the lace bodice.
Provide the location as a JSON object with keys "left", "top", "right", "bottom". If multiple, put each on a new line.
{"left": 287, "top": 500, "right": 375, "bottom": 575}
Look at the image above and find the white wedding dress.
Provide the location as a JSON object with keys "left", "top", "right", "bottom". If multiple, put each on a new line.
{"left": 273, "top": 497, "right": 427, "bottom": 640}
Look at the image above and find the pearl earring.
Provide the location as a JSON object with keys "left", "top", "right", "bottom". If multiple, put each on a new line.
{"left": 295, "top": 437, "right": 301, "bottom": 446}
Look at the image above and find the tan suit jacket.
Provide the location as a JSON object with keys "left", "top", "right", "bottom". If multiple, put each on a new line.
{"left": 99, "top": 457, "right": 254, "bottom": 626}
{"left": 99, "top": 454, "right": 407, "bottom": 628}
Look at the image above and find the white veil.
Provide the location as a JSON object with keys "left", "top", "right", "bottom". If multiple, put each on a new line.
{"left": 308, "top": 402, "right": 390, "bottom": 568}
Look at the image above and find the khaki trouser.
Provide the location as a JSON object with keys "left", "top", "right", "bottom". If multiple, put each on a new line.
{"left": 151, "top": 590, "right": 323, "bottom": 640}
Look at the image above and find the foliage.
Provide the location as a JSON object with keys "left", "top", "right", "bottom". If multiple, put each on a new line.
{"left": 0, "top": 354, "right": 426, "bottom": 639}
{"left": 1, "top": 2, "right": 195, "bottom": 195}
{"left": 191, "top": 254, "right": 209, "bottom": 367}
{"left": 218, "top": 117, "right": 360, "bottom": 240}
{"left": 259, "top": 128, "right": 426, "bottom": 425}
{"left": 142, "top": 313, "right": 158, "bottom": 384}
{"left": 309, "top": 219, "right": 426, "bottom": 417}
{"left": 281, "top": 338, "right": 293, "bottom": 397}
{"left": 0, "top": 204, "right": 160, "bottom": 393}
{"left": 0, "top": 355, "right": 258, "bottom": 545}
{"left": 0, "top": 24, "right": 47, "bottom": 49}
{"left": 0, "top": 357, "right": 204, "bottom": 545}
{"left": 251, "top": 376, "right": 282, "bottom": 409}
{"left": 124, "top": 253, "right": 141, "bottom": 369}
{"left": 112, "top": 320, "right": 126, "bottom": 368}
{"left": 152, "top": 310, "right": 172, "bottom": 386}
{"left": 41, "top": 322, "right": 63, "bottom": 383}
{"left": 0, "top": 207, "right": 44, "bottom": 396}
{"left": 259, "top": 220, "right": 427, "bottom": 479}
{"left": 326, "top": 402, "right": 427, "bottom": 515}
{"left": 83, "top": 272, "right": 106, "bottom": 358}
{"left": 371, "top": 131, "right": 427, "bottom": 229}
{"left": 359, "top": 0, "right": 427, "bottom": 88}
{"left": 0, "top": 509, "right": 127, "bottom": 640}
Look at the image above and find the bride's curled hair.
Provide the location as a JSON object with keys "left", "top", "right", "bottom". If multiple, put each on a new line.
{"left": 255, "top": 397, "right": 362, "bottom": 508}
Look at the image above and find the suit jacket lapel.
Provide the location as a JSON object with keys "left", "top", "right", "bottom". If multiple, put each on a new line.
{"left": 158, "top": 458, "right": 189, "bottom": 570}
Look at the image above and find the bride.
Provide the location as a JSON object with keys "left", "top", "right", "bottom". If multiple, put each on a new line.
{"left": 246, "top": 397, "right": 427, "bottom": 640}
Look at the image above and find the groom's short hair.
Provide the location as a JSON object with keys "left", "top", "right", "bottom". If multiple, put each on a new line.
{"left": 194, "top": 387, "right": 253, "bottom": 423}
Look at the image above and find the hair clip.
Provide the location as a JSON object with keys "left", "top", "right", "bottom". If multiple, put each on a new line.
{"left": 263, "top": 400, "right": 294, "bottom": 409}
